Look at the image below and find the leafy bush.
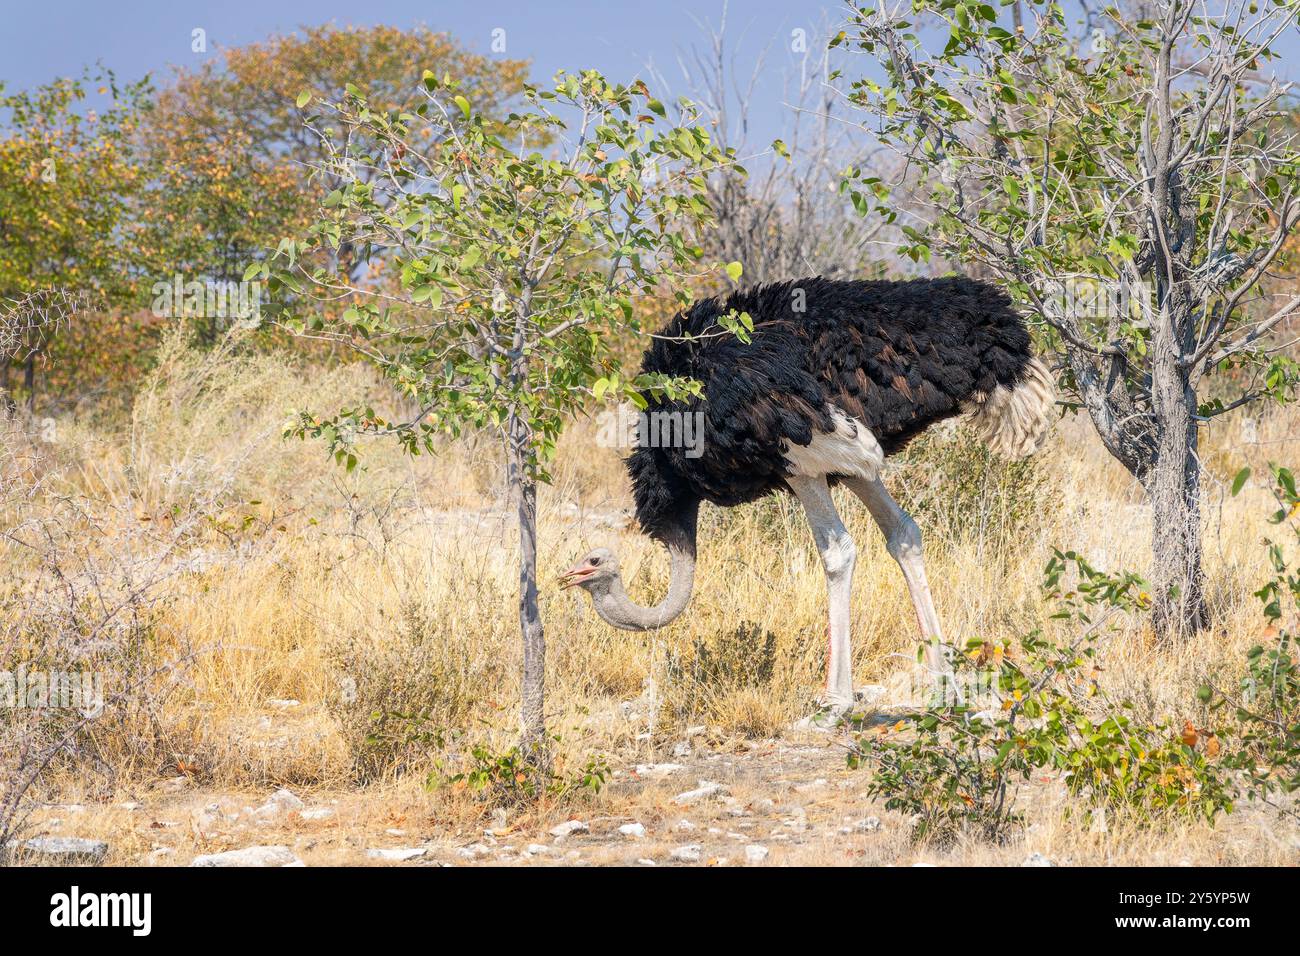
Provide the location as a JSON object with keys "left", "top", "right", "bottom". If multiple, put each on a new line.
{"left": 850, "top": 551, "right": 1232, "bottom": 845}
{"left": 433, "top": 743, "right": 610, "bottom": 808}
{"left": 1204, "top": 465, "right": 1300, "bottom": 814}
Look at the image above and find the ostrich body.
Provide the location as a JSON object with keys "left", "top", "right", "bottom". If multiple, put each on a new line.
{"left": 562, "top": 276, "right": 1054, "bottom": 717}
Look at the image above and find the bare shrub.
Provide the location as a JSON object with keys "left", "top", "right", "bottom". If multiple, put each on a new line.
{"left": 0, "top": 440, "right": 206, "bottom": 857}
{"left": 325, "top": 594, "right": 509, "bottom": 783}
{"left": 664, "top": 622, "right": 791, "bottom": 738}
{"left": 889, "top": 426, "right": 1058, "bottom": 549}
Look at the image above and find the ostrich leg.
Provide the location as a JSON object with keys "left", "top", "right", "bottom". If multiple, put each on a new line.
{"left": 787, "top": 476, "right": 857, "bottom": 712}
{"left": 843, "top": 475, "right": 961, "bottom": 704}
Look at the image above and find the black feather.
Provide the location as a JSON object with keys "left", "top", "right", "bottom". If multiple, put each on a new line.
{"left": 627, "top": 276, "right": 1036, "bottom": 541}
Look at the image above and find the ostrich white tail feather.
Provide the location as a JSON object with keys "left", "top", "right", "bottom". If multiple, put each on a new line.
{"left": 966, "top": 357, "right": 1055, "bottom": 458}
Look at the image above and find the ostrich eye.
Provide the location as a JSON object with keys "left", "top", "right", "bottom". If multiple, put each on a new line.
{"left": 590, "top": 557, "right": 601, "bottom": 566}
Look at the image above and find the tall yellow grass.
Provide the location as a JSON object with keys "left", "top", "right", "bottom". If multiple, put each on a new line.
{"left": 3, "top": 332, "right": 1296, "bottom": 812}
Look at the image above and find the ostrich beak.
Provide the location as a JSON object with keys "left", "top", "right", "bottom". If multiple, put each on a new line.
{"left": 559, "top": 562, "right": 597, "bottom": 590}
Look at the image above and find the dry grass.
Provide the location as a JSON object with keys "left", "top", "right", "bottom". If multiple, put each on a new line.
{"left": 3, "top": 333, "right": 1298, "bottom": 865}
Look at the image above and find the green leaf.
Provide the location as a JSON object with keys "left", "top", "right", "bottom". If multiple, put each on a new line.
{"left": 1231, "top": 467, "right": 1251, "bottom": 496}
{"left": 725, "top": 261, "right": 744, "bottom": 283}
{"left": 295, "top": 90, "right": 311, "bottom": 109}
{"left": 454, "top": 95, "right": 471, "bottom": 121}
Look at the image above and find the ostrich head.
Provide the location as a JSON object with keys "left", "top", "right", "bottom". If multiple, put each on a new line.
{"left": 560, "top": 530, "right": 697, "bottom": 632}
{"left": 559, "top": 547, "right": 620, "bottom": 592}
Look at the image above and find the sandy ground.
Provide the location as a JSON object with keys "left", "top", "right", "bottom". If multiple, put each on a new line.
{"left": 12, "top": 720, "right": 1299, "bottom": 868}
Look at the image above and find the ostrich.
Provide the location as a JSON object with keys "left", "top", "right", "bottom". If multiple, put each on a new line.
{"left": 561, "top": 276, "right": 1054, "bottom": 723}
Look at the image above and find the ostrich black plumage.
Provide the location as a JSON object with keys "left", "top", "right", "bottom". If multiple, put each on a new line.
{"left": 561, "top": 276, "right": 1054, "bottom": 722}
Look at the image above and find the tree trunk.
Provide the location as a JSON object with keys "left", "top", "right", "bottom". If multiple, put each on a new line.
{"left": 506, "top": 412, "right": 548, "bottom": 766}
{"left": 1147, "top": 309, "right": 1209, "bottom": 641}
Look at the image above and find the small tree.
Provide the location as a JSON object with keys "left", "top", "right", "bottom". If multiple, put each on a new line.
{"left": 839, "top": 0, "right": 1300, "bottom": 639}
{"left": 138, "top": 25, "right": 532, "bottom": 338}
{"left": 0, "top": 71, "right": 149, "bottom": 407}
{"left": 264, "top": 69, "right": 735, "bottom": 761}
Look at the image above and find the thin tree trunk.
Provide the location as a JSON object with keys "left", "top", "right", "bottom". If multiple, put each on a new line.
{"left": 507, "top": 410, "right": 548, "bottom": 766}
{"left": 1147, "top": 311, "right": 1208, "bottom": 641}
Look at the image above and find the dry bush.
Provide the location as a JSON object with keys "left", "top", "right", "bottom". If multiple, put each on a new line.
{"left": 1, "top": 425, "right": 206, "bottom": 853}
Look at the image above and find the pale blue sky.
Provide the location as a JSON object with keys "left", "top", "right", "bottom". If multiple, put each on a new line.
{"left": 3, "top": 2, "right": 1297, "bottom": 149}
{"left": 0, "top": 0, "right": 853, "bottom": 149}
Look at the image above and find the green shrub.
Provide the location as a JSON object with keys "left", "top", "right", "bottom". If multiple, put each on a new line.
{"left": 431, "top": 743, "right": 610, "bottom": 808}
{"left": 850, "top": 551, "right": 1232, "bottom": 845}
{"left": 1204, "top": 465, "right": 1300, "bottom": 814}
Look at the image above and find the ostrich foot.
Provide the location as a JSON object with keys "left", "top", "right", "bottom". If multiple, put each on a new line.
{"left": 792, "top": 700, "right": 852, "bottom": 733}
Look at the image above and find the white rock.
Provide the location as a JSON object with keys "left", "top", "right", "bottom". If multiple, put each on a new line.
{"left": 671, "top": 741, "right": 693, "bottom": 758}
{"left": 268, "top": 788, "right": 304, "bottom": 812}
{"left": 633, "top": 763, "right": 685, "bottom": 779}
{"left": 385, "top": 828, "right": 407, "bottom": 837}
{"left": 1021, "top": 853, "right": 1055, "bottom": 867}
{"left": 675, "top": 819, "right": 696, "bottom": 831}
{"left": 637, "top": 858, "right": 656, "bottom": 866}
{"left": 854, "top": 817, "right": 882, "bottom": 833}
{"left": 855, "top": 684, "right": 888, "bottom": 706}
{"left": 19, "top": 837, "right": 108, "bottom": 864}
{"left": 250, "top": 787, "right": 304, "bottom": 822}
{"left": 525, "top": 843, "right": 550, "bottom": 856}
{"left": 548, "top": 820, "right": 589, "bottom": 837}
{"left": 191, "top": 845, "right": 302, "bottom": 867}
{"left": 267, "top": 698, "right": 301, "bottom": 710}
{"left": 670, "top": 844, "right": 702, "bottom": 863}
{"left": 672, "top": 781, "right": 729, "bottom": 806}
{"left": 745, "top": 844, "right": 769, "bottom": 863}
{"left": 299, "top": 808, "right": 336, "bottom": 821}
{"left": 368, "top": 847, "right": 428, "bottom": 862}
{"left": 618, "top": 823, "right": 646, "bottom": 839}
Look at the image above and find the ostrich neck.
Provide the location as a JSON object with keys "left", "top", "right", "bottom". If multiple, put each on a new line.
{"left": 594, "top": 505, "right": 698, "bottom": 631}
